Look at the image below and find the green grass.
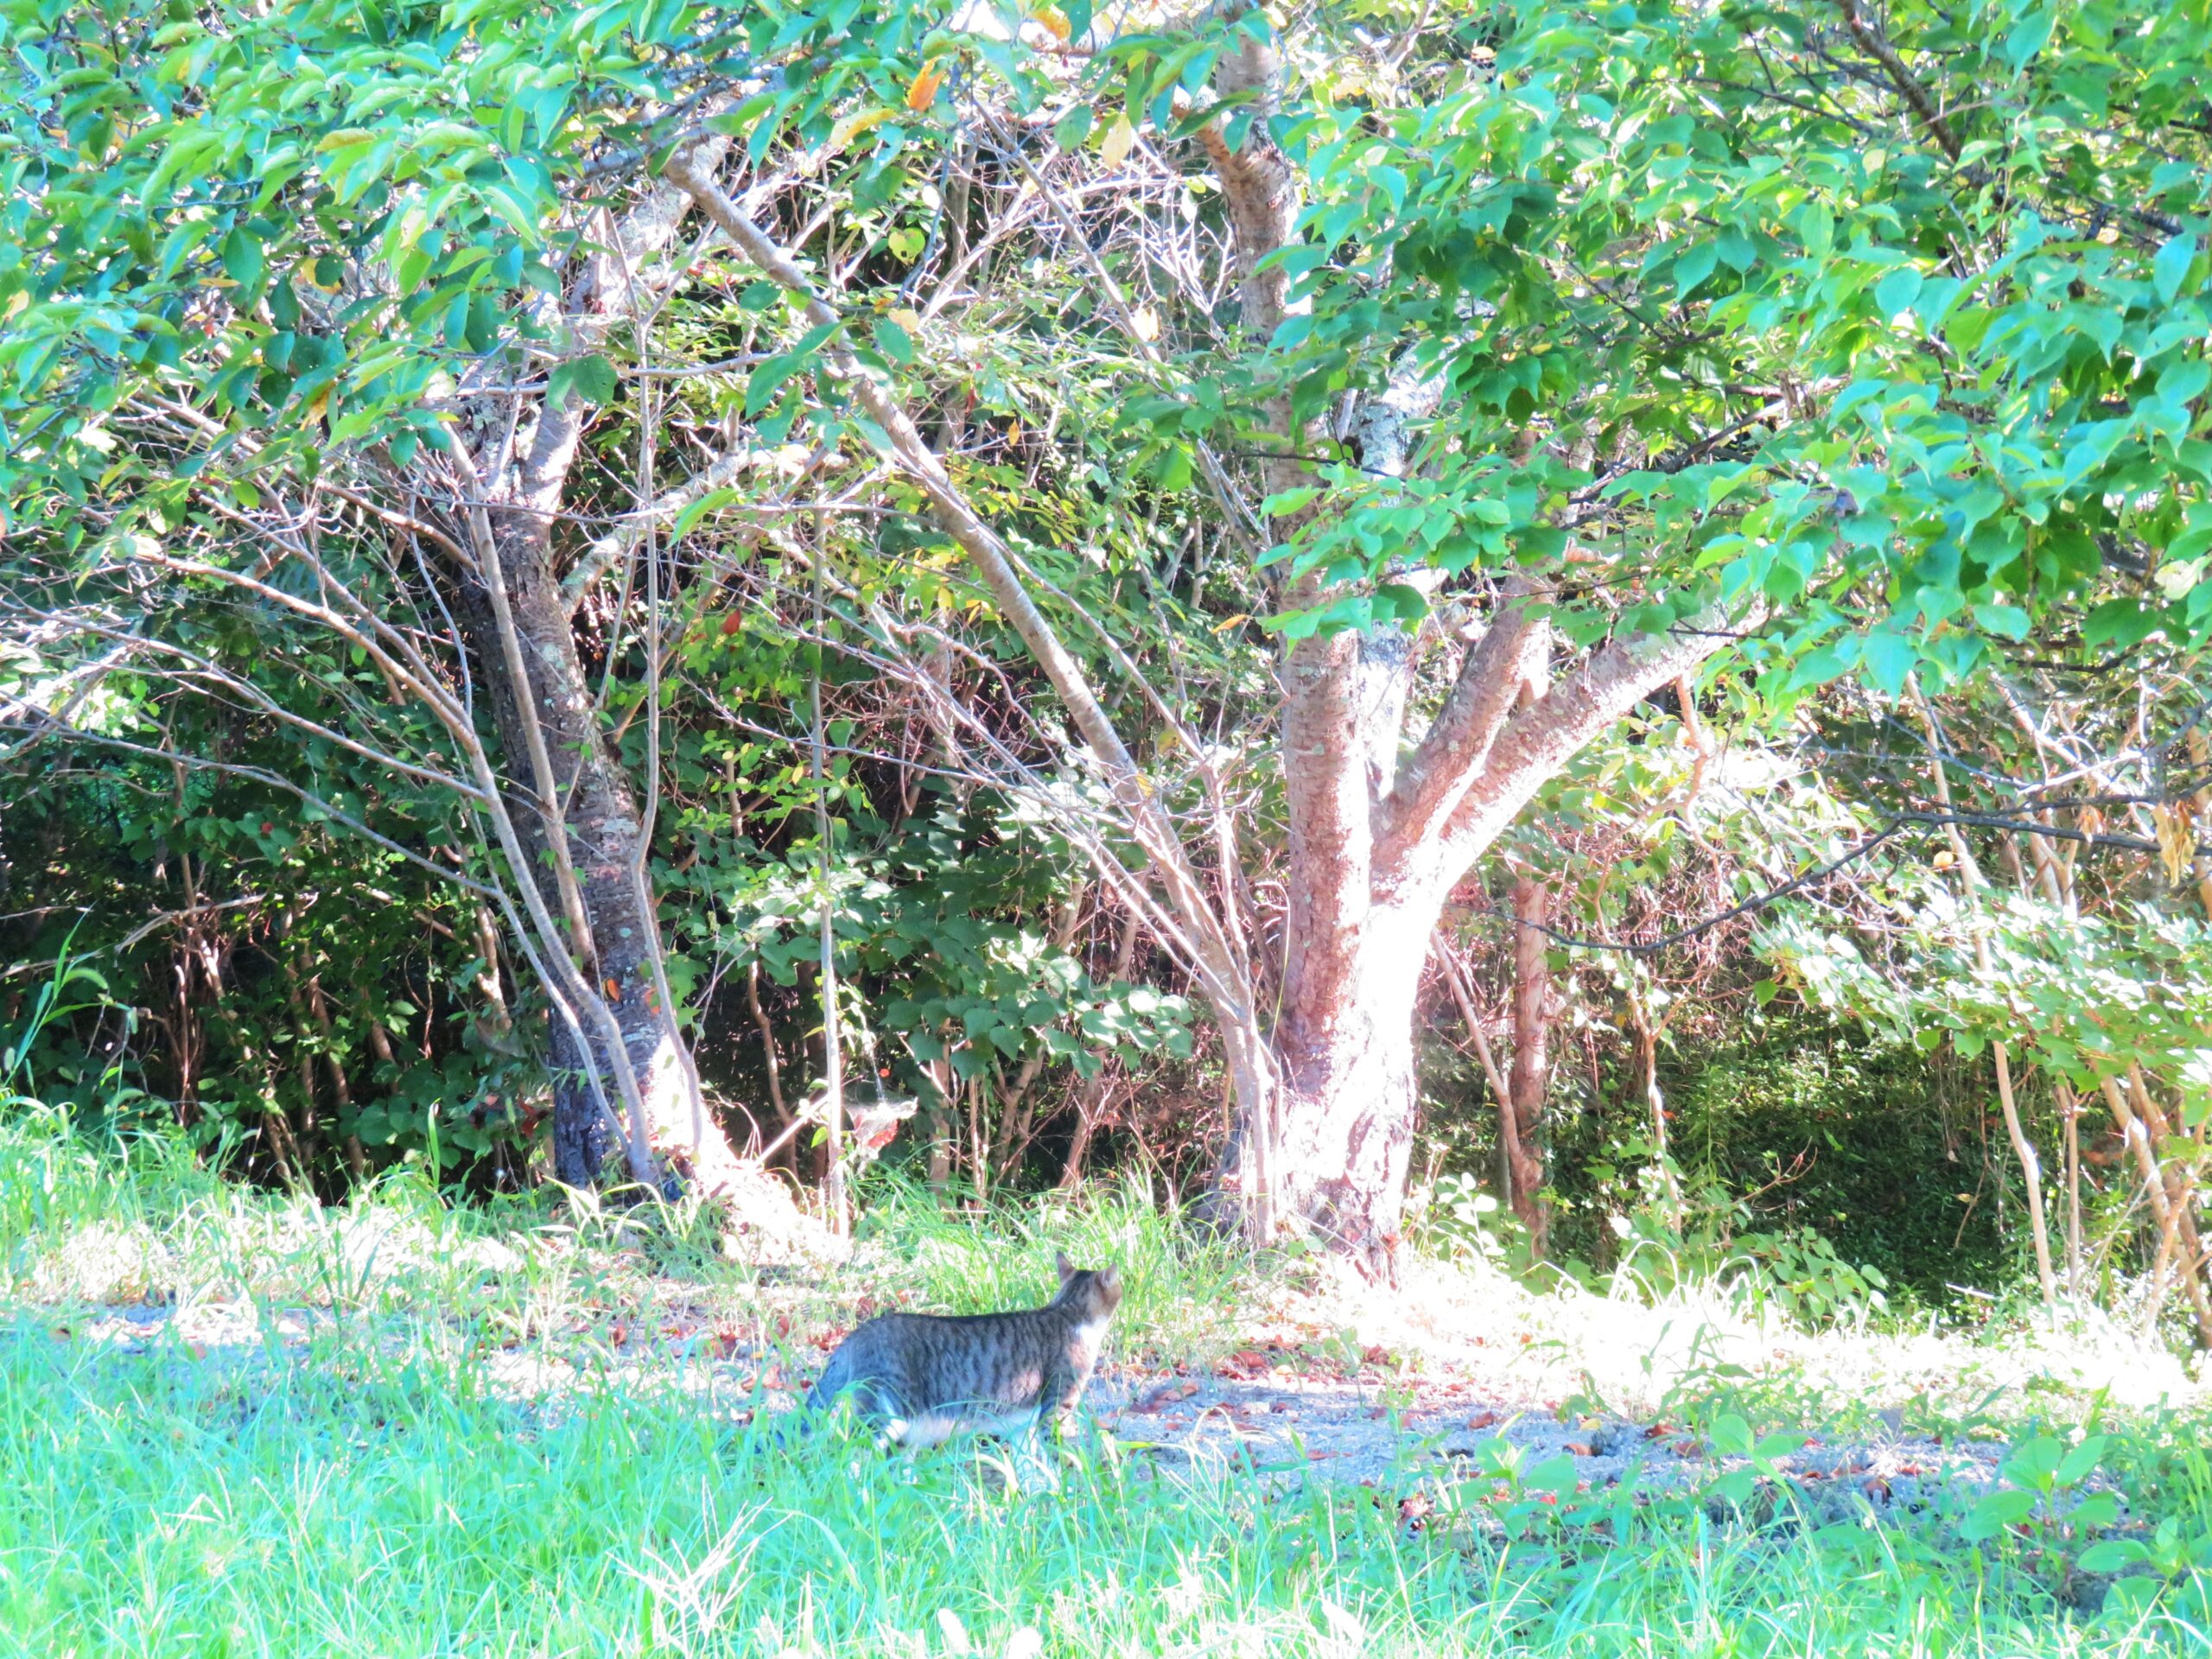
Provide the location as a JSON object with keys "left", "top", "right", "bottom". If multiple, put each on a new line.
{"left": 1, "top": 1115, "right": 2209, "bottom": 1656}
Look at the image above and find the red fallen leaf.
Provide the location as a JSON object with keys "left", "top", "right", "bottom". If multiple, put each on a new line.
{"left": 720, "top": 613, "right": 742, "bottom": 637}
{"left": 854, "top": 1297, "right": 880, "bottom": 1320}
{"left": 1672, "top": 1440, "right": 1702, "bottom": 1458}
{"left": 1800, "top": 1469, "right": 1827, "bottom": 1480}
{"left": 1224, "top": 1349, "right": 1270, "bottom": 1373}
{"left": 774, "top": 1313, "right": 793, "bottom": 1337}
{"left": 1398, "top": 1494, "right": 1433, "bottom": 1530}
{"left": 1306, "top": 1449, "right": 1335, "bottom": 1461}
{"left": 1535, "top": 1492, "right": 1558, "bottom": 1505}
{"left": 1136, "top": 1380, "right": 1199, "bottom": 1412}
{"left": 1865, "top": 1478, "right": 1892, "bottom": 1501}
{"left": 609, "top": 1322, "right": 628, "bottom": 1346}
{"left": 715, "top": 1329, "right": 741, "bottom": 1357}
{"left": 1564, "top": 1442, "right": 1596, "bottom": 1457}
{"left": 1575, "top": 1480, "right": 1591, "bottom": 1494}
{"left": 1643, "top": 1422, "right": 1677, "bottom": 1439}
{"left": 1468, "top": 1411, "right": 1499, "bottom": 1430}
{"left": 1362, "top": 1344, "right": 1390, "bottom": 1365}
{"left": 1895, "top": 1463, "right": 1922, "bottom": 1476}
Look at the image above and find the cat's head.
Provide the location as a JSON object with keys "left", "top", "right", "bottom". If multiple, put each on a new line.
{"left": 1053, "top": 1250, "right": 1124, "bottom": 1321}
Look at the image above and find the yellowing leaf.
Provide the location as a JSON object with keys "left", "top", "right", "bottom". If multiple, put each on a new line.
{"left": 1028, "top": 3, "right": 1071, "bottom": 40}
{"left": 1099, "top": 117, "right": 1136, "bottom": 171}
{"left": 2153, "top": 803, "right": 2194, "bottom": 887}
{"left": 1129, "top": 305, "right": 1159, "bottom": 341}
{"left": 906, "top": 63, "right": 946, "bottom": 111}
{"left": 829, "top": 106, "right": 893, "bottom": 151}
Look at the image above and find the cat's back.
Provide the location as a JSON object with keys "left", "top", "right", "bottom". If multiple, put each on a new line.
{"left": 829, "top": 1306, "right": 1056, "bottom": 1379}
{"left": 804, "top": 1256, "right": 1122, "bottom": 1443}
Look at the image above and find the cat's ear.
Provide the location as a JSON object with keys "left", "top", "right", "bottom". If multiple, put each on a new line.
{"left": 1099, "top": 1266, "right": 1122, "bottom": 1297}
{"left": 1055, "top": 1249, "right": 1075, "bottom": 1281}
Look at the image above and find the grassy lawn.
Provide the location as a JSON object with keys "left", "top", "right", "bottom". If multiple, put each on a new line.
{"left": 2, "top": 1118, "right": 2209, "bottom": 1657}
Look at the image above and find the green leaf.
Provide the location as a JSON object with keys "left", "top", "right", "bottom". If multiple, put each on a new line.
{"left": 1522, "top": 1454, "right": 1579, "bottom": 1495}
{"left": 2153, "top": 233, "right": 2197, "bottom": 307}
{"left": 220, "top": 226, "right": 265, "bottom": 293}
{"left": 1674, "top": 241, "right": 1719, "bottom": 301}
{"left": 2053, "top": 1435, "right": 2107, "bottom": 1489}
{"left": 550, "top": 353, "right": 620, "bottom": 409}
{"left": 2075, "top": 1538, "right": 2146, "bottom": 1573}
{"left": 1959, "top": 1487, "right": 2034, "bottom": 1541}
{"left": 2005, "top": 1435, "right": 2065, "bottom": 1488}
{"left": 1799, "top": 202, "right": 1834, "bottom": 259}
{"left": 673, "top": 488, "right": 741, "bottom": 539}
{"left": 1861, "top": 628, "right": 1917, "bottom": 695}
{"left": 2083, "top": 599, "right": 2159, "bottom": 649}
{"left": 872, "top": 316, "right": 915, "bottom": 365}
{"left": 1052, "top": 105, "right": 1095, "bottom": 152}
{"left": 1709, "top": 1414, "right": 1753, "bottom": 1458}
{"left": 1874, "top": 267, "right": 1923, "bottom": 319}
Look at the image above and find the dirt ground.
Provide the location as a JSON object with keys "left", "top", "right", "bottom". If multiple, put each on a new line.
{"left": 51, "top": 1240, "right": 2203, "bottom": 1533}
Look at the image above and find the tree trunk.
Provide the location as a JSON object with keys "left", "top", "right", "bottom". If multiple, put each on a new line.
{"left": 1506, "top": 874, "right": 1555, "bottom": 1251}
{"left": 1271, "top": 902, "right": 1432, "bottom": 1277}
{"left": 452, "top": 510, "right": 741, "bottom": 1192}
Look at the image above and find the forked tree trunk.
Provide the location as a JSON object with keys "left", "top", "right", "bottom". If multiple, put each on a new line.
{"left": 1201, "top": 13, "right": 1730, "bottom": 1279}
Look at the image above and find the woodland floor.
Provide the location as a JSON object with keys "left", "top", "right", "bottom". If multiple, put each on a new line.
{"left": 48, "top": 1206, "right": 2207, "bottom": 1515}
{"left": 11, "top": 1159, "right": 2212, "bottom": 1654}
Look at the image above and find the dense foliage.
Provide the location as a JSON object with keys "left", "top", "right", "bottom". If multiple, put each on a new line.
{"left": 3, "top": 0, "right": 2210, "bottom": 1326}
